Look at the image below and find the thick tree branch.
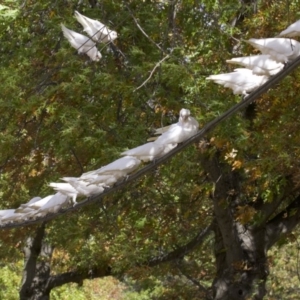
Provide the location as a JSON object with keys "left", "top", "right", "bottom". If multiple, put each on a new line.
{"left": 265, "top": 194, "right": 300, "bottom": 249}
{"left": 46, "top": 266, "right": 111, "bottom": 291}
{"left": 2, "top": 56, "right": 300, "bottom": 229}
{"left": 146, "top": 222, "right": 213, "bottom": 267}
{"left": 19, "top": 223, "right": 46, "bottom": 299}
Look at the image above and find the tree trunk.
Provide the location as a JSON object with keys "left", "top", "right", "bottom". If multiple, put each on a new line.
{"left": 19, "top": 223, "right": 112, "bottom": 300}
{"left": 20, "top": 223, "right": 53, "bottom": 300}
{"left": 199, "top": 145, "right": 300, "bottom": 300}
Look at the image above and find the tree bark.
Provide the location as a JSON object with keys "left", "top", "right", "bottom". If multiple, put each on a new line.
{"left": 19, "top": 223, "right": 111, "bottom": 300}
{"left": 199, "top": 147, "right": 300, "bottom": 300}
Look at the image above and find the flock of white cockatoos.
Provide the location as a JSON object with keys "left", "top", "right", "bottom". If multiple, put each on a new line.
{"left": 206, "top": 20, "right": 300, "bottom": 95}
{"left": 1, "top": 16, "right": 300, "bottom": 226}
{"left": 0, "top": 107, "right": 199, "bottom": 225}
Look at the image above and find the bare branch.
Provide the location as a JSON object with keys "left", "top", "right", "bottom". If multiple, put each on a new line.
{"left": 134, "top": 54, "right": 171, "bottom": 91}
{"left": 46, "top": 265, "right": 111, "bottom": 291}
{"left": 124, "top": 2, "right": 164, "bottom": 52}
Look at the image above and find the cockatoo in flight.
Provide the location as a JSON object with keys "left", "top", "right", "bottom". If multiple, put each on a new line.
{"left": 61, "top": 24, "right": 102, "bottom": 61}
{"left": 74, "top": 11, "right": 118, "bottom": 43}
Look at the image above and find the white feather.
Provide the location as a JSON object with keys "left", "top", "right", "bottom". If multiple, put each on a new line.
{"left": 61, "top": 24, "right": 102, "bottom": 61}
{"left": 74, "top": 11, "right": 118, "bottom": 43}
{"left": 278, "top": 20, "right": 300, "bottom": 38}
{"left": 246, "top": 38, "right": 300, "bottom": 63}
{"left": 226, "top": 55, "right": 284, "bottom": 76}
{"left": 207, "top": 68, "right": 269, "bottom": 95}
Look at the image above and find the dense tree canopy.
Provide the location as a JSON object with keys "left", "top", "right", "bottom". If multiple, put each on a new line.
{"left": 1, "top": 0, "right": 300, "bottom": 299}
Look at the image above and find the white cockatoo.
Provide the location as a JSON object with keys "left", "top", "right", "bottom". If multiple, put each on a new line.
{"left": 206, "top": 68, "right": 269, "bottom": 95}
{"left": 246, "top": 38, "right": 300, "bottom": 63}
{"left": 78, "top": 173, "right": 118, "bottom": 187}
{"left": 226, "top": 55, "right": 284, "bottom": 76}
{"left": 81, "top": 156, "right": 141, "bottom": 180}
{"left": 35, "top": 192, "right": 69, "bottom": 215}
{"left": 278, "top": 20, "right": 300, "bottom": 38}
{"left": 154, "top": 109, "right": 199, "bottom": 145}
{"left": 74, "top": 11, "right": 118, "bottom": 43}
{"left": 61, "top": 177, "right": 104, "bottom": 196}
{"left": 121, "top": 142, "right": 166, "bottom": 162}
{"left": 0, "top": 209, "right": 16, "bottom": 223}
{"left": 15, "top": 197, "right": 42, "bottom": 213}
{"left": 49, "top": 182, "right": 78, "bottom": 204}
{"left": 61, "top": 24, "right": 102, "bottom": 61}
{"left": 0, "top": 210, "right": 31, "bottom": 222}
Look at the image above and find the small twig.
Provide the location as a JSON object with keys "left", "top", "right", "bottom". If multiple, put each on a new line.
{"left": 124, "top": 2, "right": 164, "bottom": 53}
{"left": 176, "top": 261, "right": 212, "bottom": 299}
{"left": 70, "top": 148, "right": 84, "bottom": 174}
{"left": 134, "top": 54, "right": 170, "bottom": 91}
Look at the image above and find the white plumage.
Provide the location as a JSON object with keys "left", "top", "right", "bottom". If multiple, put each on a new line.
{"left": 36, "top": 193, "right": 69, "bottom": 214}
{"left": 121, "top": 142, "right": 165, "bottom": 162}
{"left": 154, "top": 109, "right": 199, "bottom": 145}
{"left": 81, "top": 156, "right": 141, "bottom": 179}
{"left": 206, "top": 68, "right": 269, "bottom": 95}
{"left": 278, "top": 20, "right": 300, "bottom": 38}
{"left": 78, "top": 174, "right": 117, "bottom": 187}
{"left": 246, "top": 38, "right": 300, "bottom": 63}
{"left": 226, "top": 55, "right": 284, "bottom": 76}
{"left": 74, "top": 11, "right": 118, "bottom": 43}
{"left": 61, "top": 177, "right": 104, "bottom": 196}
{"left": 0, "top": 209, "right": 16, "bottom": 222}
{"left": 49, "top": 182, "right": 78, "bottom": 204}
{"left": 61, "top": 24, "right": 102, "bottom": 61}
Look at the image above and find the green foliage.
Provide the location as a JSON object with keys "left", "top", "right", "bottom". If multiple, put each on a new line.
{"left": 2, "top": 0, "right": 300, "bottom": 298}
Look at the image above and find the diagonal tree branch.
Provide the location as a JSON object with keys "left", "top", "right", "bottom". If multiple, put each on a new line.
{"left": 124, "top": 2, "right": 164, "bottom": 52}
{"left": 146, "top": 222, "right": 213, "bottom": 267}
{"left": 134, "top": 53, "right": 171, "bottom": 91}
{"left": 46, "top": 265, "right": 112, "bottom": 291}
{"left": 265, "top": 194, "right": 300, "bottom": 249}
{"left": 2, "top": 57, "right": 300, "bottom": 229}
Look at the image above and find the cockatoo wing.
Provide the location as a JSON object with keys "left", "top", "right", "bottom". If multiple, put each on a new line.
{"left": 37, "top": 192, "right": 68, "bottom": 213}
{"left": 93, "top": 156, "right": 141, "bottom": 178}
{"left": 246, "top": 38, "right": 300, "bottom": 62}
{"left": 49, "top": 182, "right": 78, "bottom": 204}
{"left": 278, "top": 20, "right": 300, "bottom": 38}
{"left": 74, "top": 11, "right": 117, "bottom": 43}
{"left": 207, "top": 69, "right": 269, "bottom": 94}
{"left": 62, "top": 178, "right": 104, "bottom": 196}
{"left": 61, "top": 24, "right": 102, "bottom": 61}
{"left": 226, "top": 55, "right": 284, "bottom": 76}
{"left": 121, "top": 142, "right": 165, "bottom": 162}
{"left": 0, "top": 209, "right": 16, "bottom": 220}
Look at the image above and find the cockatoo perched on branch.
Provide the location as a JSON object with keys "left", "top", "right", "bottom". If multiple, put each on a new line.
{"left": 278, "top": 20, "right": 300, "bottom": 38}
{"left": 74, "top": 11, "right": 118, "bottom": 43}
{"left": 61, "top": 24, "right": 102, "bottom": 61}
{"left": 121, "top": 142, "right": 166, "bottom": 162}
{"left": 226, "top": 55, "right": 284, "bottom": 76}
{"left": 81, "top": 156, "right": 141, "bottom": 180}
{"left": 206, "top": 68, "right": 269, "bottom": 95}
{"left": 246, "top": 38, "right": 300, "bottom": 63}
{"left": 153, "top": 109, "right": 199, "bottom": 145}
